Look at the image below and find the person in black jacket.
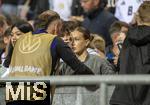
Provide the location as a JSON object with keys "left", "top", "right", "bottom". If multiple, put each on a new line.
{"left": 110, "top": 1, "right": 150, "bottom": 105}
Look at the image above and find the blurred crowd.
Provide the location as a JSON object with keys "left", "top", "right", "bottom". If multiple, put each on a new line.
{"left": 0, "top": 0, "right": 150, "bottom": 105}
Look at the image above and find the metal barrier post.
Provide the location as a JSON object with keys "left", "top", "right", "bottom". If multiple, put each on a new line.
{"left": 100, "top": 83, "right": 107, "bottom": 105}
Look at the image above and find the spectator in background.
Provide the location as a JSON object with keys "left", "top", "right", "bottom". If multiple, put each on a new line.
{"left": 109, "top": 21, "right": 129, "bottom": 70}
{"left": 115, "top": 0, "right": 142, "bottom": 24}
{"left": 0, "top": 35, "right": 6, "bottom": 65}
{"left": 110, "top": 1, "right": 150, "bottom": 105}
{"left": 1, "top": 27, "right": 11, "bottom": 65}
{"left": 81, "top": 0, "right": 117, "bottom": 48}
{"left": 49, "top": 0, "right": 73, "bottom": 20}
{"left": 18, "top": 0, "right": 50, "bottom": 20}
{"left": 18, "top": 0, "right": 37, "bottom": 20}
{"left": 0, "top": 15, "right": 8, "bottom": 59}
{"left": 0, "top": 14, "right": 9, "bottom": 77}
{"left": 0, "top": 0, "right": 19, "bottom": 16}
{"left": 69, "top": 0, "right": 84, "bottom": 22}
{"left": 0, "top": 15, "right": 8, "bottom": 37}
{"left": 89, "top": 34, "right": 106, "bottom": 59}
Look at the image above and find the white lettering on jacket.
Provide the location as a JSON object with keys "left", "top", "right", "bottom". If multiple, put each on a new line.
{"left": 9, "top": 66, "right": 42, "bottom": 75}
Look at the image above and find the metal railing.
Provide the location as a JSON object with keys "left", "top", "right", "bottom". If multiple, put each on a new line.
{"left": 1, "top": 75, "right": 150, "bottom": 105}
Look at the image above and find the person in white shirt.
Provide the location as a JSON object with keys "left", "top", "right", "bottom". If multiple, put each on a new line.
{"left": 115, "top": 0, "right": 143, "bottom": 23}
{"left": 49, "top": 0, "right": 73, "bottom": 20}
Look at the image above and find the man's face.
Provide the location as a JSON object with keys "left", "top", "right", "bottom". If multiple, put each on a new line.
{"left": 80, "top": 0, "right": 99, "bottom": 13}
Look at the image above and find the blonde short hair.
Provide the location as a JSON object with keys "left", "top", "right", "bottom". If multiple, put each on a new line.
{"left": 34, "top": 10, "right": 60, "bottom": 30}
{"left": 89, "top": 34, "right": 105, "bottom": 53}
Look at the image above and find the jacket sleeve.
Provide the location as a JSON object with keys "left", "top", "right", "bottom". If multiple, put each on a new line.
{"left": 100, "top": 59, "right": 116, "bottom": 74}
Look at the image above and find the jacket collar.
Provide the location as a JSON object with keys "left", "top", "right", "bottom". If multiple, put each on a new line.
{"left": 33, "top": 28, "right": 47, "bottom": 34}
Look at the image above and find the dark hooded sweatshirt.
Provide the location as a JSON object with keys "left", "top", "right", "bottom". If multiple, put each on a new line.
{"left": 110, "top": 25, "right": 150, "bottom": 105}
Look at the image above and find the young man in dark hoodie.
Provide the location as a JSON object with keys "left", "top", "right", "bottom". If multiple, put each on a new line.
{"left": 110, "top": 1, "right": 150, "bottom": 105}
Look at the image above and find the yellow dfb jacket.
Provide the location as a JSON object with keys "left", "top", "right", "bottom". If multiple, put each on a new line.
{"left": 9, "top": 32, "right": 56, "bottom": 77}
{"left": 7, "top": 32, "right": 56, "bottom": 101}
